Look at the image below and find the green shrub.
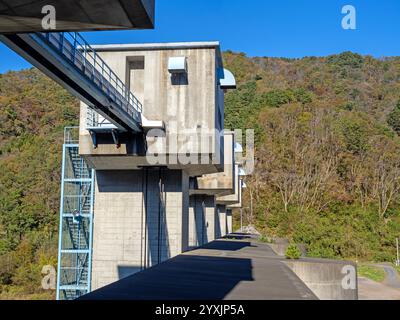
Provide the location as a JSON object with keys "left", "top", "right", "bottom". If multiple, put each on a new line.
{"left": 285, "top": 243, "right": 302, "bottom": 259}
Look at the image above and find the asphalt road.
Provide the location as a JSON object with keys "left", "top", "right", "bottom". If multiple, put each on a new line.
{"left": 358, "top": 263, "right": 400, "bottom": 300}
{"left": 80, "top": 234, "right": 317, "bottom": 300}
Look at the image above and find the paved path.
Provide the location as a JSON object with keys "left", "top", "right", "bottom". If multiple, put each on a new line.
{"left": 81, "top": 235, "right": 317, "bottom": 300}
{"left": 358, "top": 277, "right": 400, "bottom": 300}
{"left": 374, "top": 263, "right": 400, "bottom": 289}
{"left": 358, "top": 263, "right": 400, "bottom": 300}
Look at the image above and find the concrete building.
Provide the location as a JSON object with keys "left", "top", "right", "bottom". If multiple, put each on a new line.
{"left": 216, "top": 138, "right": 247, "bottom": 234}
{"left": 79, "top": 42, "right": 230, "bottom": 176}
{"left": 188, "top": 131, "right": 235, "bottom": 248}
{"left": 77, "top": 42, "right": 238, "bottom": 290}
{"left": 0, "top": 0, "right": 248, "bottom": 300}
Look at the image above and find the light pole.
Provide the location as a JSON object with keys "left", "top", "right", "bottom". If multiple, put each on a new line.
{"left": 396, "top": 238, "right": 400, "bottom": 267}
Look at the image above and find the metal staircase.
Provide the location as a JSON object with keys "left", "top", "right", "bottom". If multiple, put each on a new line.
{"left": 56, "top": 127, "right": 94, "bottom": 300}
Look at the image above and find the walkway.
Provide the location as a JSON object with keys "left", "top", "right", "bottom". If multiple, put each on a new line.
{"left": 80, "top": 234, "right": 317, "bottom": 300}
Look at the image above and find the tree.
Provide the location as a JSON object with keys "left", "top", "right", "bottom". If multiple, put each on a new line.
{"left": 387, "top": 100, "right": 400, "bottom": 135}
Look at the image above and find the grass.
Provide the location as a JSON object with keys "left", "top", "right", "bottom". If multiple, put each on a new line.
{"left": 258, "top": 235, "right": 274, "bottom": 243}
{"left": 394, "top": 265, "right": 400, "bottom": 276}
{"left": 358, "top": 264, "right": 386, "bottom": 282}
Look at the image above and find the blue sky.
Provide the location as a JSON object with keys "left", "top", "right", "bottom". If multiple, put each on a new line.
{"left": 1, "top": 0, "right": 400, "bottom": 73}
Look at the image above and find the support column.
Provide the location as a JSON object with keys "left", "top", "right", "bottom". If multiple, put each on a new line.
{"left": 216, "top": 205, "right": 227, "bottom": 238}
{"left": 91, "top": 168, "right": 189, "bottom": 291}
{"left": 188, "top": 195, "right": 216, "bottom": 248}
{"left": 226, "top": 209, "right": 233, "bottom": 234}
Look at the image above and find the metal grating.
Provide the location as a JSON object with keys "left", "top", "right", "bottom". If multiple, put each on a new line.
{"left": 56, "top": 127, "right": 95, "bottom": 300}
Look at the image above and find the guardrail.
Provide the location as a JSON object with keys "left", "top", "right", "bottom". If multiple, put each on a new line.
{"left": 39, "top": 32, "right": 143, "bottom": 125}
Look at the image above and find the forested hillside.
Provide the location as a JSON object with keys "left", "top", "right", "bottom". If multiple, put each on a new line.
{"left": 0, "top": 69, "right": 79, "bottom": 299}
{"left": 223, "top": 51, "right": 400, "bottom": 261}
{"left": 0, "top": 51, "right": 400, "bottom": 298}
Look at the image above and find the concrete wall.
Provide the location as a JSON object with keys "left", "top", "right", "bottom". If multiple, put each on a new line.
{"left": 79, "top": 43, "right": 225, "bottom": 176}
{"left": 192, "top": 132, "right": 235, "bottom": 196}
{"left": 269, "top": 240, "right": 308, "bottom": 257}
{"left": 216, "top": 205, "right": 227, "bottom": 238}
{"left": 226, "top": 209, "right": 233, "bottom": 234}
{"left": 188, "top": 195, "right": 216, "bottom": 249}
{"left": 91, "top": 168, "right": 189, "bottom": 290}
{"left": 217, "top": 165, "right": 240, "bottom": 205}
{"left": 284, "top": 260, "right": 358, "bottom": 300}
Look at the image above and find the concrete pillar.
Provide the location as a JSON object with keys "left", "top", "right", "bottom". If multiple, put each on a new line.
{"left": 216, "top": 205, "right": 227, "bottom": 237}
{"left": 91, "top": 168, "right": 189, "bottom": 291}
{"left": 188, "top": 195, "right": 216, "bottom": 248}
{"left": 226, "top": 209, "right": 233, "bottom": 234}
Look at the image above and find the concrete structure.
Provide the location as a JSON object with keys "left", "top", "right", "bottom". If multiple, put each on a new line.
{"left": 91, "top": 169, "right": 189, "bottom": 290}
{"left": 1, "top": 0, "right": 247, "bottom": 299}
{"left": 77, "top": 42, "right": 238, "bottom": 291}
{"left": 285, "top": 259, "right": 358, "bottom": 300}
{"left": 269, "top": 238, "right": 308, "bottom": 257}
{"left": 79, "top": 42, "right": 229, "bottom": 176}
{"left": 217, "top": 164, "right": 242, "bottom": 206}
{"left": 0, "top": 0, "right": 155, "bottom": 33}
{"left": 216, "top": 205, "right": 227, "bottom": 238}
{"left": 190, "top": 132, "right": 235, "bottom": 196}
{"left": 80, "top": 236, "right": 319, "bottom": 300}
{"left": 188, "top": 195, "right": 216, "bottom": 249}
{"left": 187, "top": 131, "right": 235, "bottom": 248}
{"left": 226, "top": 209, "right": 233, "bottom": 234}
{"left": 216, "top": 138, "right": 247, "bottom": 235}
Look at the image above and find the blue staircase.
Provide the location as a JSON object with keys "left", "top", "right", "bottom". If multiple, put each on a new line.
{"left": 56, "top": 127, "right": 94, "bottom": 300}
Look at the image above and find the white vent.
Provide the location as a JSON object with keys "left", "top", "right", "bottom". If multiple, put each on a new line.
{"left": 218, "top": 68, "right": 236, "bottom": 90}
{"left": 168, "top": 57, "right": 187, "bottom": 74}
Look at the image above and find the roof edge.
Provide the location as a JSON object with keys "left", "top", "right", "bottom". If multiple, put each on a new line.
{"left": 89, "top": 41, "right": 221, "bottom": 51}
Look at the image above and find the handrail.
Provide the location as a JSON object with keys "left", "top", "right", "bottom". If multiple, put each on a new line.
{"left": 39, "top": 32, "right": 143, "bottom": 126}
{"left": 64, "top": 127, "right": 79, "bottom": 144}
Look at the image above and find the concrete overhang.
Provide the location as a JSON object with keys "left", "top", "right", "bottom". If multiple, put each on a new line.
{"left": 227, "top": 184, "right": 242, "bottom": 209}
{"left": 190, "top": 131, "right": 235, "bottom": 196}
{"left": 216, "top": 164, "right": 241, "bottom": 206}
{"left": 0, "top": 0, "right": 155, "bottom": 33}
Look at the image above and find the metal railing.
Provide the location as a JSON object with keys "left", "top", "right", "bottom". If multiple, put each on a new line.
{"left": 86, "top": 107, "right": 115, "bottom": 128}
{"left": 57, "top": 128, "right": 95, "bottom": 300}
{"left": 64, "top": 127, "right": 79, "bottom": 144}
{"left": 39, "top": 32, "right": 142, "bottom": 126}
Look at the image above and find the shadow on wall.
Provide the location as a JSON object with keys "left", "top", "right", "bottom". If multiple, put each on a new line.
{"left": 171, "top": 73, "right": 189, "bottom": 86}
{"left": 143, "top": 168, "right": 172, "bottom": 269}
{"left": 118, "top": 266, "right": 142, "bottom": 280}
{"left": 226, "top": 233, "right": 253, "bottom": 240}
{"left": 81, "top": 253, "right": 254, "bottom": 300}
{"left": 191, "top": 195, "right": 209, "bottom": 247}
{"left": 96, "top": 168, "right": 176, "bottom": 281}
{"left": 215, "top": 206, "right": 222, "bottom": 239}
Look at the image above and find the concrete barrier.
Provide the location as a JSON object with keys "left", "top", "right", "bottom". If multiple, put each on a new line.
{"left": 268, "top": 239, "right": 307, "bottom": 257}
{"left": 284, "top": 259, "right": 358, "bottom": 300}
